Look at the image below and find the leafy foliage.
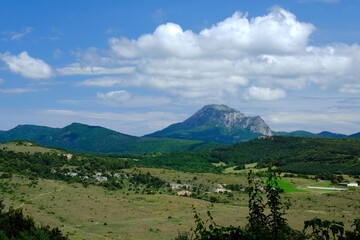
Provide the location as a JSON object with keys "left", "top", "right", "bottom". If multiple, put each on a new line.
{"left": 140, "top": 151, "right": 221, "bottom": 173}
{"left": 205, "top": 136, "right": 360, "bottom": 175}
{"left": 0, "top": 146, "right": 169, "bottom": 192}
{"left": 0, "top": 199, "right": 68, "bottom": 240}
{"left": 177, "top": 168, "right": 360, "bottom": 240}
{"left": 140, "top": 136, "right": 360, "bottom": 175}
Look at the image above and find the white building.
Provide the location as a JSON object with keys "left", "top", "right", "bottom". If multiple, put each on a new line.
{"left": 339, "top": 182, "right": 358, "bottom": 187}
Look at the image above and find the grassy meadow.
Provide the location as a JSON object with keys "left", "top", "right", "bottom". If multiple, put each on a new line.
{"left": 0, "top": 141, "right": 64, "bottom": 154}
{"left": 1, "top": 167, "right": 360, "bottom": 240}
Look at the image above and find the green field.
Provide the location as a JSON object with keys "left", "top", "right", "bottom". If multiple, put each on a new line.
{"left": 275, "top": 178, "right": 304, "bottom": 193}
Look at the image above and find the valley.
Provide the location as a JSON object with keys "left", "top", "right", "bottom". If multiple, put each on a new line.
{"left": 1, "top": 139, "right": 360, "bottom": 239}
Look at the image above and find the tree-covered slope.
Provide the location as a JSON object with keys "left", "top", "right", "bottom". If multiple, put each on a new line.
{"left": 0, "top": 123, "right": 218, "bottom": 154}
{"left": 349, "top": 132, "right": 360, "bottom": 138}
{"left": 140, "top": 136, "right": 360, "bottom": 175}
{"left": 209, "top": 136, "right": 360, "bottom": 175}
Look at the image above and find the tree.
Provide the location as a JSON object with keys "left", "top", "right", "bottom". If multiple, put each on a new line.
{"left": 0, "top": 199, "right": 68, "bottom": 240}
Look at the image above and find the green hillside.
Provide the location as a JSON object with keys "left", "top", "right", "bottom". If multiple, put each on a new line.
{"left": 0, "top": 140, "right": 64, "bottom": 154}
{"left": 141, "top": 136, "right": 360, "bottom": 175}
{"left": 349, "top": 132, "right": 360, "bottom": 138}
{"left": 148, "top": 125, "right": 262, "bottom": 144}
{"left": 208, "top": 136, "right": 360, "bottom": 174}
{"left": 0, "top": 123, "right": 218, "bottom": 154}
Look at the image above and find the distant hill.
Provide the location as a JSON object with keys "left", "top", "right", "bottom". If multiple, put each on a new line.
{"left": 349, "top": 132, "right": 360, "bottom": 138}
{"left": 146, "top": 104, "right": 272, "bottom": 144}
{"left": 275, "top": 130, "right": 348, "bottom": 138}
{"left": 0, "top": 123, "right": 218, "bottom": 154}
{"left": 274, "top": 130, "right": 315, "bottom": 137}
{"left": 317, "top": 131, "right": 347, "bottom": 138}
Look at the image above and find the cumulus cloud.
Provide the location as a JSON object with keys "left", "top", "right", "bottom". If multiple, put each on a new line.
{"left": 109, "top": 8, "right": 314, "bottom": 59}
{"left": 78, "top": 8, "right": 360, "bottom": 102}
{"left": 0, "top": 51, "right": 52, "bottom": 79}
{"left": 245, "top": 86, "right": 286, "bottom": 101}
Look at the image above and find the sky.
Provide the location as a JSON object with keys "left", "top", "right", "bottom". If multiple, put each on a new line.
{"left": 0, "top": 0, "right": 360, "bottom": 136}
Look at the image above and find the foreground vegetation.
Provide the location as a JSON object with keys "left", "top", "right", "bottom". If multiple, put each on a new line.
{"left": 0, "top": 199, "right": 68, "bottom": 240}
{"left": 177, "top": 169, "right": 360, "bottom": 240}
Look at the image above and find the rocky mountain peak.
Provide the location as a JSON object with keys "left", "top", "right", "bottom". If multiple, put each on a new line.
{"left": 183, "top": 104, "right": 271, "bottom": 136}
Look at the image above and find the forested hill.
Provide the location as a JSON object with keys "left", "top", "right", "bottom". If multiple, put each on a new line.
{"left": 0, "top": 123, "right": 218, "bottom": 154}
{"left": 141, "top": 136, "right": 360, "bottom": 175}
{"left": 210, "top": 136, "right": 360, "bottom": 174}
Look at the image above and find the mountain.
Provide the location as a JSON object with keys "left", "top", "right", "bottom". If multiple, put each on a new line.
{"left": 274, "top": 130, "right": 347, "bottom": 138}
{"left": 274, "top": 130, "right": 315, "bottom": 137}
{"left": 349, "top": 132, "right": 360, "bottom": 138}
{"left": 0, "top": 123, "right": 218, "bottom": 154}
{"left": 317, "top": 131, "right": 347, "bottom": 138}
{"left": 146, "top": 104, "right": 272, "bottom": 144}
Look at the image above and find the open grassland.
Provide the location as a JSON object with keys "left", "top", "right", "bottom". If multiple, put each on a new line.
{"left": 1, "top": 174, "right": 247, "bottom": 240}
{"left": 1, "top": 168, "right": 360, "bottom": 240}
{"left": 0, "top": 141, "right": 63, "bottom": 154}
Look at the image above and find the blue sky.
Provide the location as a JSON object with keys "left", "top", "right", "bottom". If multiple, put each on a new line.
{"left": 1, "top": 0, "right": 360, "bottom": 136}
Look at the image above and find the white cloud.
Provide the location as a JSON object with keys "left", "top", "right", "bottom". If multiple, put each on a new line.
{"left": 245, "top": 86, "right": 286, "bottom": 101}
{"left": 0, "top": 51, "right": 52, "bottom": 79}
{"left": 96, "top": 90, "right": 172, "bottom": 107}
{"left": 110, "top": 8, "right": 314, "bottom": 59}
{"left": 57, "top": 64, "right": 134, "bottom": 76}
{"left": 339, "top": 84, "right": 360, "bottom": 94}
{"left": 10, "top": 27, "right": 34, "bottom": 40}
{"left": 268, "top": 109, "right": 360, "bottom": 134}
{"left": 1, "top": 27, "right": 33, "bottom": 41}
{"left": 79, "top": 76, "right": 127, "bottom": 87}
{"left": 97, "top": 90, "right": 131, "bottom": 104}
{"left": 0, "top": 88, "right": 37, "bottom": 94}
{"left": 76, "top": 8, "right": 360, "bottom": 102}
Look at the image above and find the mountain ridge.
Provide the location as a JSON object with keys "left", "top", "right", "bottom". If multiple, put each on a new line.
{"left": 0, "top": 104, "right": 359, "bottom": 152}
{"left": 0, "top": 122, "right": 218, "bottom": 154}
